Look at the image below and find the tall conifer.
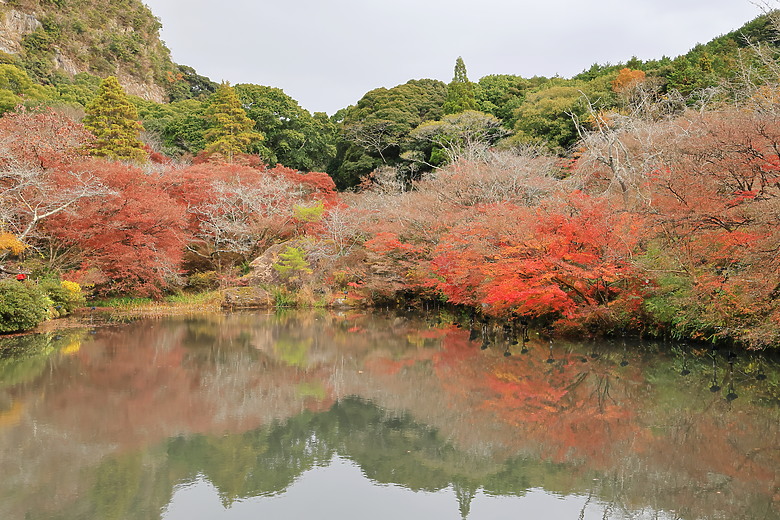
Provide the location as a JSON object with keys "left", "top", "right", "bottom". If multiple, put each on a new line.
{"left": 83, "top": 76, "right": 148, "bottom": 163}
{"left": 443, "top": 57, "right": 478, "bottom": 114}
{"left": 204, "top": 82, "right": 263, "bottom": 162}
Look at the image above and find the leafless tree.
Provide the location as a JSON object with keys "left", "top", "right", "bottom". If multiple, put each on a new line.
{"left": 410, "top": 110, "right": 510, "bottom": 165}
{"left": 343, "top": 119, "right": 399, "bottom": 164}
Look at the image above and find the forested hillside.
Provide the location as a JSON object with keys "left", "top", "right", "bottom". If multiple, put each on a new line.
{"left": 0, "top": 2, "right": 777, "bottom": 178}
{"left": 1, "top": 4, "right": 779, "bottom": 349}
{"left": 0, "top": 0, "right": 191, "bottom": 101}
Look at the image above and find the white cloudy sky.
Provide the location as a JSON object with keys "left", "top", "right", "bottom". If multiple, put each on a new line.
{"left": 142, "top": 0, "right": 764, "bottom": 115}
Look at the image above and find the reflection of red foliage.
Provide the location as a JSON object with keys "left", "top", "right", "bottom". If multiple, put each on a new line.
{"left": 484, "top": 357, "right": 639, "bottom": 465}
{"left": 431, "top": 330, "right": 643, "bottom": 465}
{"left": 432, "top": 327, "right": 480, "bottom": 367}
{"left": 38, "top": 324, "right": 339, "bottom": 449}
{"left": 427, "top": 326, "right": 779, "bottom": 499}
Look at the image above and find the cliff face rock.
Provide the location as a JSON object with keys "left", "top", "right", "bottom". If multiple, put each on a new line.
{"left": 0, "top": 0, "right": 175, "bottom": 103}
{"left": 0, "top": 7, "right": 41, "bottom": 54}
{"left": 119, "top": 75, "right": 167, "bottom": 102}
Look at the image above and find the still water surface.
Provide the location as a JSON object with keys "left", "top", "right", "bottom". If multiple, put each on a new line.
{"left": 0, "top": 311, "right": 778, "bottom": 519}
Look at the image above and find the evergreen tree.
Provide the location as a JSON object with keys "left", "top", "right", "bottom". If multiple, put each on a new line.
{"left": 204, "top": 82, "right": 263, "bottom": 162}
{"left": 443, "top": 57, "right": 478, "bottom": 115}
{"left": 666, "top": 56, "right": 708, "bottom": 97}
{"left": 82, "top": 76, "right": 148, "bottom": 163}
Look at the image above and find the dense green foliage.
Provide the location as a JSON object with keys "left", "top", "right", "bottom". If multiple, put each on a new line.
{"left": 0, "top": 63, "right": 53, "bottom": 112}
{"left": 332, "top": 79, "right": 447, "bottom": 188}
{"left": 0, "top": 279, "right": 48, "bottom": 332}
{"left": 135, "top": 97, "right": 209, "bottom": 157}
{"left": 410, "top": 110, "right": 509, "bottom": 165}
{"left": 235, "top": 84, "right": 337, "bottom": 171}
{"left": 167, "top": 64, "right": 218, "bottom": 102}
{"left": 475, "top": 74, "right": 546, "bottom": 128}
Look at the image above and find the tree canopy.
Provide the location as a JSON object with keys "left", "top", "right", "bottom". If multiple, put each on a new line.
{"left": 235, "top": 84, "right": 336, "bottom": 171}
{"left": 333, "top": 79, "right": 447, "bottom": 188}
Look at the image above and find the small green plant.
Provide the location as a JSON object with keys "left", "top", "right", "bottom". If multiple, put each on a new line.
{"left": 273, "top": 246, "right": 312, "bottom": 281}
{"left": 293, "top": 201, "right": 325, "bottom": 223}
{"left": 270, "top": 286, "right": 296, "bottom": 308}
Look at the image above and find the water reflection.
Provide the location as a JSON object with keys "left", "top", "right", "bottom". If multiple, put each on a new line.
{"left": 0, "top": 311, "right": 778, "bottom": 520}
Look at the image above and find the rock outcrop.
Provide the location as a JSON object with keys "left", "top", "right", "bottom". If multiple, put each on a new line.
{"left": 0, "top": 8, "right": 40, "bottom": 54}
{"left": 220, "top": 286, "right": 273, "bottom": 309}
{"left": 0, "top": 0, "right": 174, "bottom": 103}
{"left": 243, "top": 243, "right": 290, "bottom": 287}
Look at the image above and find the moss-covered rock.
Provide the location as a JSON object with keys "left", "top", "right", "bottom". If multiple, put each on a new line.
{"left": 219, "top": 286, "right": 272, "bottom": 309}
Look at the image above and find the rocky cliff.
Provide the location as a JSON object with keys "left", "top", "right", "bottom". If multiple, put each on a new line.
{"left": 0, "top": 0, "right": 175, "bottom": 102}
{"left": 0, "top": 5, "right": 39, "bottom": 54}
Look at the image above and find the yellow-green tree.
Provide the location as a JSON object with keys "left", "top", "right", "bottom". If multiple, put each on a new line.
{"left": 204, "top": 82, "right": 263, "bottom": 162}
{"left": 82, "top": 76, "right": 148, "bottom": 162}
{"left": 0, "top": 64, "right": 53, "bottom": 114}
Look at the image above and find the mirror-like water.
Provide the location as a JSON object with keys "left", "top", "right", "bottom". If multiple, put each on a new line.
{"left": 0, "top": 311, "right": 778, "bottom": 520}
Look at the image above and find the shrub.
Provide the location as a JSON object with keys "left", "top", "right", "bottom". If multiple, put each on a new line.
{"left": 186, "top": 271, "right": 219, "bottom": 292}
{"left": 41, "top": 279, "right": 86, "bottom": 316}
{"left": 270, "top": 286, "right": 296, "bottom": 308}
{"left": 0, "top": 280, "right": 50, "bottom": 333}
{"left": 273, "top": 246, "right": 312, "bottom": 285}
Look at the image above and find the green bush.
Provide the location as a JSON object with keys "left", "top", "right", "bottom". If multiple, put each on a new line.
{"left": 40, "top": 279, "right": 86, "bottom": 316}
{"left": 273, "top": 246, "right": 312, "bottom": 279}
{"left": 186, "top": 271, "right": 219, "bottom": 292}
{"left": 0, "top": 280, "right": 50, "bottom": 333}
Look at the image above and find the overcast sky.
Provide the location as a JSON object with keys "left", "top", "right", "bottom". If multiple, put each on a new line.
{"left": 142, "top": 0, "right": 764, "bottom": 115}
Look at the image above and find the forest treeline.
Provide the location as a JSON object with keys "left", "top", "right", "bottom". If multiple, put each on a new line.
{"left": 2, "top": 12, "right": 777, "bottom": 185}
{"left": 0, "top": 10, "right": 779, "bottom": 348}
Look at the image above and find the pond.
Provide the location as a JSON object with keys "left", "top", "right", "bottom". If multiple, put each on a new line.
{"left": 0, "top": 310, "right": 778, "bottom": 520}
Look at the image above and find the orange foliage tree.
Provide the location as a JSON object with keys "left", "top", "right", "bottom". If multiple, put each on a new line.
{"left": 578, "top": 103, "right": 780, "bottom": 346}
{"left": 429, "top": 192, "right": 645, "bottom": 329}
{"left": 46, "top": 162, "right": 188, "bottom": 297}
{"left": 611, "top": 68, "right": 647, "bottom": 94}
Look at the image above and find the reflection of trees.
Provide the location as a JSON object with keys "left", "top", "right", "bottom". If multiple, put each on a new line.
{"left": 50, "top": 391, "right": 778, "bottom": 520}
{"left": 165, "top": 397, "right": 498, "bottom": 504}
{"left": 0, "top": 312, "right": 778, "bottom": 520}
{"left": 0, "top": 330, "right": 89, "bottom": 433}
{"left": 0, "top": 331, "right": 88, "bottom": 390}
{"left": 30, "top": 397, "right": 594, "bottom": 520}
{"left": 86, "top": 452, "right": 171, "bottom": 520}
